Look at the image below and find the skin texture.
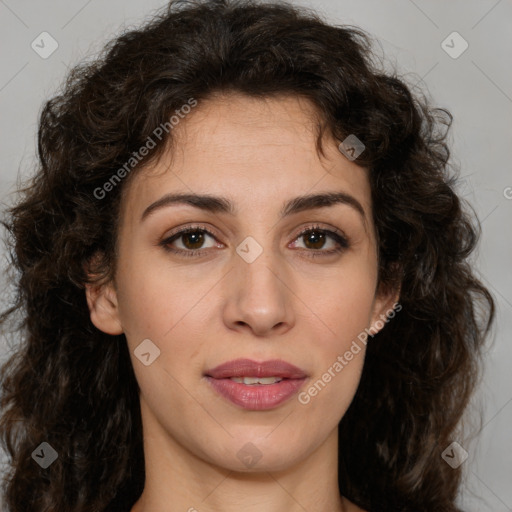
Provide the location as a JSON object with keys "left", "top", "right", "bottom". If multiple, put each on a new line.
{"left": 86, "top": 93, "right": 397, "bottom": 512}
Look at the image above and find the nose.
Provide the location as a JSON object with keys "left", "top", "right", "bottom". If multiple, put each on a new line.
{"left": 222, "top": 247, "right": 295, "bottom": 337}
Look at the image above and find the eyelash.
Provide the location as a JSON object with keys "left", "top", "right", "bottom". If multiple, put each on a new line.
{"left": 159, "top": 224, "right": 349, "bottom": 259}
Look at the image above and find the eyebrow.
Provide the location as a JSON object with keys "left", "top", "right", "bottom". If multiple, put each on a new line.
{"left": 140, "top": 191, "right": 366, "bottom": 223}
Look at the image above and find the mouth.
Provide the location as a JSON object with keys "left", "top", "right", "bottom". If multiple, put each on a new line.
{"left": 229, "top": 376, "right": 284, "bottom": 385}
{"left": 204, "top": 358, "right": 308, "bottom": 410}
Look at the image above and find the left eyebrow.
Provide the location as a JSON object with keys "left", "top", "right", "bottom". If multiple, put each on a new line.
{"left": 281, "top": 192, "right": 366, "bottom": 221}
{"left": 140, "top": 191, "right": 367, "bottom": 224}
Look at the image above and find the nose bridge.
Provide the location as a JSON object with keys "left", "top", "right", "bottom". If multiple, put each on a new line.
{"left": 224, "top": 233, "right": 293, "bottom": 335}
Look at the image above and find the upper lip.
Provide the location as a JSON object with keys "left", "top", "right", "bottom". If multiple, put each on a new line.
{"left": 205, "top": 358, "right": 308, "bottom": 379}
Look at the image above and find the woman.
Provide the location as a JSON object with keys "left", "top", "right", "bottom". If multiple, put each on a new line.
{"left": 0, "top": 1, "right": 494, "bottom": 511}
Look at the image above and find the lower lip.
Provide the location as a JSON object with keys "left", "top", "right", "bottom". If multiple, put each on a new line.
{"left": 205, "top": 377, "right": 306, "bottom": 410}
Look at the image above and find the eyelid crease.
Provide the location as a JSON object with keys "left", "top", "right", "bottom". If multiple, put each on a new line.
{"left": 159, "top": 223, "right": 350, "bottom": 257}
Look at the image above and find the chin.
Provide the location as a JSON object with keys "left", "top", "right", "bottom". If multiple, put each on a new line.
{"left": 203, "top": 434, "right": 307, "bottom": 473}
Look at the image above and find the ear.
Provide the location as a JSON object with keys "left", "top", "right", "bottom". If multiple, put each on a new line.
{"left": 368, "top": 281, "right": 401, "bottom": 337}
{"left": 85, "top": 279, "right": 124, "bottom": 335}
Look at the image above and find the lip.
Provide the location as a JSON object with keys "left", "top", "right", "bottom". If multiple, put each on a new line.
{"left": 204, "top": 358, "right": 308, "bottom": 410}
{"left": 205, "top": 358, "right": 308, "bottom": 379}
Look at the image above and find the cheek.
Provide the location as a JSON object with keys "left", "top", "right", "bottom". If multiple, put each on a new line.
{"left": 114, "top": 254, "right": 219, "bottom": 398}
{"left": 300, "top": 258, "right": 377, "bottom": 348}
{"left": 296, "top": 278, "right": 372, "bottom": 425}
{"left": 318, "top": 285, "right": 374, "bottom": 335}
{"left": 294, "top": 258, "right": 376, "bottom": 410}
{"left": 115, "top": 249, "right": 213, "bottom": 341}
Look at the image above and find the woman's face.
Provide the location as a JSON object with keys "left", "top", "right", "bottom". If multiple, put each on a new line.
{"left": 87, "top": 93, "right": 396, "bottom": 472}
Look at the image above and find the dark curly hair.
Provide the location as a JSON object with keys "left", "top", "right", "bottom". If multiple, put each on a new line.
{"left": 0, "top": 1, "right": 495, "bottom": 511}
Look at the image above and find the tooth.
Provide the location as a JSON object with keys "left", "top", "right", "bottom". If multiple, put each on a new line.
{"left": 255, "top": 377, "right": 282, "bottom": 385}
{"left": 243, "top": 377, "right": 263, "bottom": 385}
{"left": 229, "top": 377, "right": 283, "bottom": 385}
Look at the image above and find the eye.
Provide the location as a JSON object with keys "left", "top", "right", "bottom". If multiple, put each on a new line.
{"left": 159, "top": 224, "right": 349, "bottom": 259}
{"left": 160, "top": 225, "right": 222, "bottom": 256}
{"left": 290, "top": 225, "right": 349, "bottom": 257}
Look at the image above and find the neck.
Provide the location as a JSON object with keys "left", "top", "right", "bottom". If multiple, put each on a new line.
{"left": 130, "top": 399, "right": 346, "bottom": 512}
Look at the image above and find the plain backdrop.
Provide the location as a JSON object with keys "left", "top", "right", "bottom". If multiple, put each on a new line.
{"left": 0, "top": 1, "right": 511, "bottom": 511}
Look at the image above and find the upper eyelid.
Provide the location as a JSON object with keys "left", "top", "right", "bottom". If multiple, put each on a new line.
{"left": 164, "top": 224, "right": 347, "bottom": 246}
{"left": 295, "top": 224, "right": 346, "bottom": 239}
{"left": 165, "top": 225, "right": 218, "bottom": 240}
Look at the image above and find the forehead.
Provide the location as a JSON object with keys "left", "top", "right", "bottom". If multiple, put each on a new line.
{"left": 121, "top": 93, "right": 372, "bottom": 221}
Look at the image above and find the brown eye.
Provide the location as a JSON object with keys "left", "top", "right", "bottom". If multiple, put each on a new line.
{"left": 160, "top": 227, "right": 220, "bottom": 256}
{"left": 291, "top": 226, "right": 348, "bottom": 255}
{"left": 181, "top": 230, "right": 206, "bottom": 250}
{"left": 302, "top": 230, "right": 327, "bottom": 250}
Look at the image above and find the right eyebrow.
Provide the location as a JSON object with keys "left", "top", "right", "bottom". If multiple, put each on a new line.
{"left": 141, "top": 193, "right": 234, "bottom": 221}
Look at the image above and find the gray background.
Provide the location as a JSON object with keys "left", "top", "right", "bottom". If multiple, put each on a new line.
{"left": 0, "top": 0, "right": 511, "bottom": 510}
